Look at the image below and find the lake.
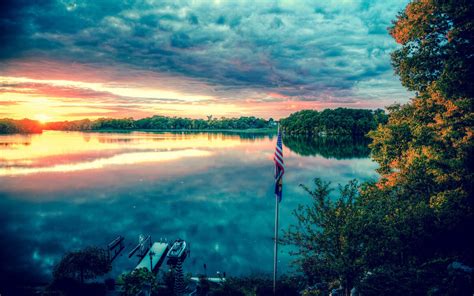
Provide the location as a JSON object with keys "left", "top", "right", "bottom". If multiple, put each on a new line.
{"left": 0, "top": 131, "right": 378, "bottom": 286}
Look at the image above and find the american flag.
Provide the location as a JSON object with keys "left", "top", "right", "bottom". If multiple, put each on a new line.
{"left": 274, "top": 127, "right": 284, "bottom": 202}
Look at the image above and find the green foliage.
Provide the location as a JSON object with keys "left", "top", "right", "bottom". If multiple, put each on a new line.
{"left": 389, "top": 0, "right": 474, "bottom": 99}
{"left": 0, "top": 118, "right": 43, "bottom": 134}
{"left": 279, "top": 108, "right": 387, "bottom": 136}
{"left": 45, "top": 115, "right": 273, "bottom": 131}
{"left": 161, "top": 269, "right": 176, "bottom": 295}
{"left": 357, "top": 266, "right": 426, "bottom": 296}
{"left": 53, "top": 246, "right": 111, "bottom": 284}
{"left": 286, "top": 0, "right": 473, "bottom": 294}
{"left": 370, "top": 0, "right": 473, "bottom": 269}
{"left": 282, "top": 136, "right": 370, "bottom": 159}
{"left": 357, "top": 260, "right": 473, "bottom": 296}
{"left": 46, "top": 119, "right": 92, "bottom": 131}
{"left": 284, "top": 179, "right": 362, "bottom": 294}
{"left": 209, "top": 275, "right": 301, "bottom": 296}
{"left": 118, "top": 268, "right": 160, "bottom": 296}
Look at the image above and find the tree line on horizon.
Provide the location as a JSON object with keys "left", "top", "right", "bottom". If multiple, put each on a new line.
{"left": 0, "top": 118, "right": 43, "bottom": 134}
{"left": 0, "top": 109, "right": 386, "bottom": 135}
{"left": 2, "top": 0, "right": 473, "bottom": 295}
{"left": 45, "top": 115, "right": 271, "bottom": 131}
{"left": 279, "top": 108, "right": 388, "bottom": 136}
{"left": 0, "top": 115, "right": 273, "bottom": 134}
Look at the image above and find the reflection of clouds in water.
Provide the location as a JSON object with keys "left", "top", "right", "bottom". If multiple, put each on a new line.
{"left": 0, "top": 149, "right": 211, "bottom": 176}
{"left": 0, "top": 131, "right": 378, "bottom": 286}
{"left": 0, "top": 131, "right": 242, "bottom": 163}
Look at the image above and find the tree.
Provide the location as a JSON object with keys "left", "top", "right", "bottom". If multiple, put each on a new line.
{"left": 390, "top": 0, "right": 474, "bottom": 99}
{"left": 364, "top": 0, "right": 473, "bottom": 293}
{"left": 369, "top": 0, "right": 473, "bottom": 264}
{"left": 45, "top": 115, "right": 273, "bottom": 131}
{"left": 286, "top": 1, "right": 473, "bottom": 294}
{"left": 53, "top": 247, "right": 111, "bottom": 284}
{"left": 119, "top": 268, "right": 160, "bottom": 296}
{"left": 0, "top": 118, "right": 43, "bottom": 134}
{"left": 279, "top": 108, "right": 386, "bottom": 136}
{"left": 284, "top": 179, "right": 363, "bottom": 296}
{"left": 209, "top": 275, "right": 301, "bottom": 296}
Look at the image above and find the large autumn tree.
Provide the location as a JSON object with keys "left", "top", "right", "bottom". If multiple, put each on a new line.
{"left": 364, "top": 0, "right": 473, "bottom": 293}
{"left": 390, "top": 0, "right": 474, "bottom": 99}
{"left": 361, "top": 2, "right": 473, "bottom": 293}
{"left": 286, "top": 0, "right": 473, "bottom": 295}
{"left": 369, "top": 0, "right": 473, "bottom": 264}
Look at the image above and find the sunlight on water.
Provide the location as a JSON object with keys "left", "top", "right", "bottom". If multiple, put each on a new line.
{"left": 0, "top": 149, "right": 211, "bottom": 176}
{"left": 0, "top": 131, "right": 242, "bottom": 161}
{"left": 0, "top": 131, "right": 378, "bottom": 283}
{"left": 0, "top": 131, "right": 260, "bottom": 176}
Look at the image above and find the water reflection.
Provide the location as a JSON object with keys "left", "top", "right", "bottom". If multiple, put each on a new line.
{"left": 283, "top": 136, "right": 371, "bottom": 159}
{"left": 0, "top": 131, "right": 378, "bottom": 287}
{"left": 0, "top": 131, "right": 243, "bottom": 171}
{"left": 0, "top": 149, "right": 211, "bottom": 176}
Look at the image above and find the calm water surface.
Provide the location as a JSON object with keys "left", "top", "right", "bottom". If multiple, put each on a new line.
{"left": 0, "top": 131, "right": 378, "bottom": 285}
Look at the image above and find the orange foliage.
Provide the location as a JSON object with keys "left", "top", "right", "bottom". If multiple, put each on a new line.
{"left": 390, "top": 0, "right": 435, "bottom": 44}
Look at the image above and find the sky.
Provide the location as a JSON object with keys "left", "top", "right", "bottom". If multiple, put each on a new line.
{"left": 0, "top": 0, "right": 412, "bottom": 121}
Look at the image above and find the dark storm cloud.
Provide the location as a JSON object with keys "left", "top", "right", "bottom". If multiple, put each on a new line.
{"left": 0, "top": 0, "right": 411, "bottom": 103}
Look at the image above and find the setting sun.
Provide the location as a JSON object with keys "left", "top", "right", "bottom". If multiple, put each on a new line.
{"left": 0, "top": 0, "right": 471, "bottom": 294}
{"left": 34, "top": 114, "right": 51, "bottom": 123}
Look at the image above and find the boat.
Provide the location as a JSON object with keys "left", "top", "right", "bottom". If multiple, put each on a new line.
{"left": 167, "top": 239, "right": 189, "bottom": 264}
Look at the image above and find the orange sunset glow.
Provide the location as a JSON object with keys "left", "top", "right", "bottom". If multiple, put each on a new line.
{"left": 0, "top": 0, "right": 412, "bottom": 121}
{"left": 0, "top": 60, "right": 400, "bottom": 121}
{"left": 2, "top": 0, "right": 471, "bottom": 295}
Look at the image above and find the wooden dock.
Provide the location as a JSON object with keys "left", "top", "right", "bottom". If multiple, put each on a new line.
{"left": 135, "top": 242, "right": 169, "bottom": 272}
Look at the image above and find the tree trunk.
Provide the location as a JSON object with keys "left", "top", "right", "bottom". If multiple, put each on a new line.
{"left": 345, "top": 277, "right": 353, "bottom": 296}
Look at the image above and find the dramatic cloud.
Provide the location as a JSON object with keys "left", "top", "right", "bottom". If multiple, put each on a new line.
{"left": 0, "top": 0, "right": 412, "bottom": 119}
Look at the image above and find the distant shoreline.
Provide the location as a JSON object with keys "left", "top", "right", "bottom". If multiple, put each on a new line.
{"left": 69, "top": 128, "right": 278, "bottom": 134}
{"left": 0, "top": 128, "right": 278, "bottom": 135}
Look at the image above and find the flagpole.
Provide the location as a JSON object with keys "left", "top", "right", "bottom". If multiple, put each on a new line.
{"left": 273, "top": 192, "right": 279, "bottom": 294}
{"left": 273, "top": 124, "right": 283, "bottom": 294}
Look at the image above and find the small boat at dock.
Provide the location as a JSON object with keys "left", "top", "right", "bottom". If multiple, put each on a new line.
{"left": 167, "top": 239, "right": 189, "bottom": 265}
